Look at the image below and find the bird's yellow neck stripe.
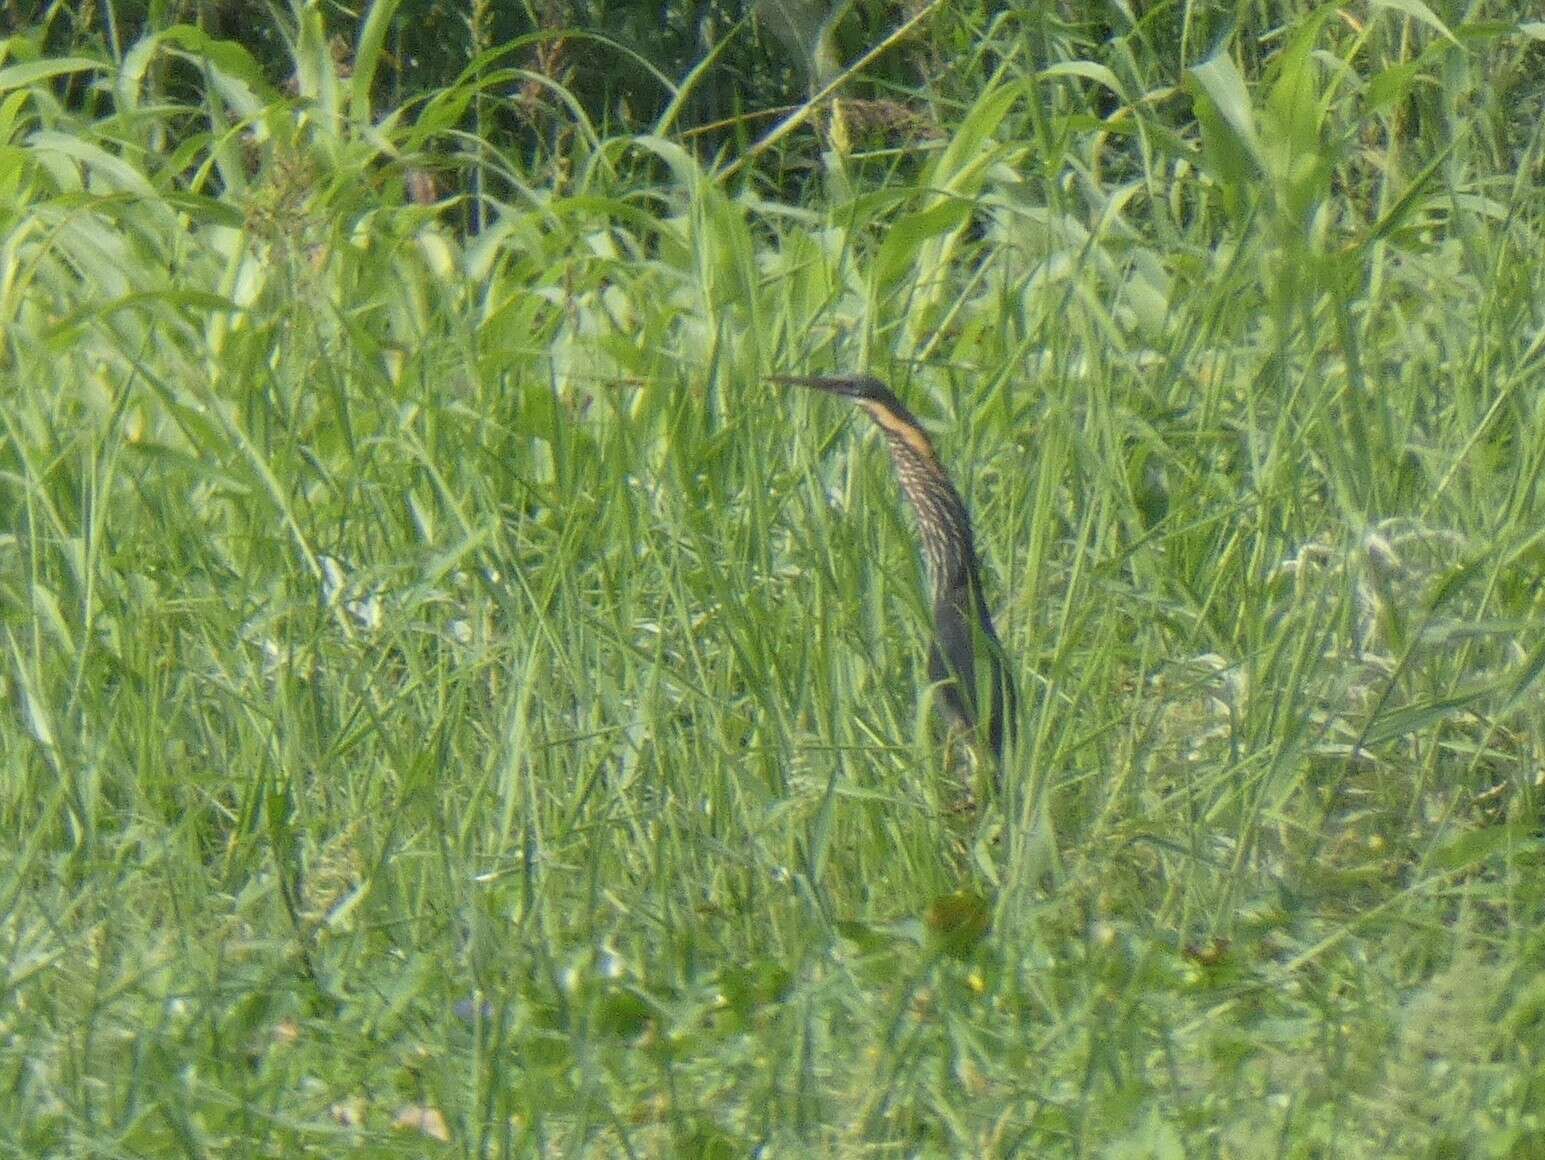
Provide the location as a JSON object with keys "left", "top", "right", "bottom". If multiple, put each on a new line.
{"left": 859, "top": 400, "right": 937, "bottom": 461}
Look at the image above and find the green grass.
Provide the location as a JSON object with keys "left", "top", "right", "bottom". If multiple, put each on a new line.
{"left": 4, "top": 3, "right": 1545, "bottom": 1155}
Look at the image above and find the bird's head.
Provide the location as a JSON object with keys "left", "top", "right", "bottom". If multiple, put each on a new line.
{"left": 772, "top": 374, "right": 934, "bottom": 459}
{"left": 770, "top": 374, "right": 894, "bottom": 404}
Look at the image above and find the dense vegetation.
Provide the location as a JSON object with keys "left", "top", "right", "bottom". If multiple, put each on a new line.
{"left": 4, "top": 0, "right": 1545, "bottom": 1154}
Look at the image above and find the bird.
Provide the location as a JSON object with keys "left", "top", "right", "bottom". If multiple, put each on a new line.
{"left": 774, "top": 374, "right": 1017, "bottom": 764}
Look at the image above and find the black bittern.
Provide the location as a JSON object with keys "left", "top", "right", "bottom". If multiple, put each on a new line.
{"left": 776, "top": 375, "right": 1017, "bottom": 763}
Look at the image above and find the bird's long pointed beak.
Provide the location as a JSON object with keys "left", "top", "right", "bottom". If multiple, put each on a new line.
{"left": 769, "top": 374, "right": 882, "bottom": 401}
{"left": 771, "top": 374, "right": 855, "bottom": 392}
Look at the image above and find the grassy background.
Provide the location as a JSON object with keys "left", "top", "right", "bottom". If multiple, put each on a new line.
{"left": 4, "top": 2, "right": 1545, "bottom": 1155}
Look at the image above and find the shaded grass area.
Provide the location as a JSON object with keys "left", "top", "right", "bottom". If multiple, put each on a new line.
{"left": 4, "top": 4, "right": 1545, "bottom": 1155}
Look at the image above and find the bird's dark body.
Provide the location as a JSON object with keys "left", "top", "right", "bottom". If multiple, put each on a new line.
{"left": 775, "top": 375, "right": 1017, "bottom": 761}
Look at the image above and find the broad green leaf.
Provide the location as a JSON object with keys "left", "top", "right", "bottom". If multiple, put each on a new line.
{"left": 121, "top": 25, "right": 268, "bottom": 112}
{"left": 352, "top": 0, "right": 405, "bottom": 123}
{"left": 1363, "top": 139, "right": 1457, "bottom": 247}
{"left": 1370, "top": 0, "right": 1460, "bottom": 46}
{"left": 0, "top": 57, "right": 101, "bottom": 92}
{"left": 1189, "top": 52, "right": 1262, "bottom": 163}
{"left": 930, "top": 77, "right": 1019, "bottom": 197}
{"left": 874, "top": 199, "right": 970, "bottom": 288}
{"left": 1359, "top": 688, "right": 1491, "bottom": 747}
{"left": 29, "top": 130, "right": 156, "bottom": 196}
{"left": 1366, "top": 61, "right": 1421, "bottom": 113}
{"left": 1430, "top": 824, "right": 1542, "bottom": 872}
{"left": 1039, "top": 60, "right": 1131, "bottom": 105}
